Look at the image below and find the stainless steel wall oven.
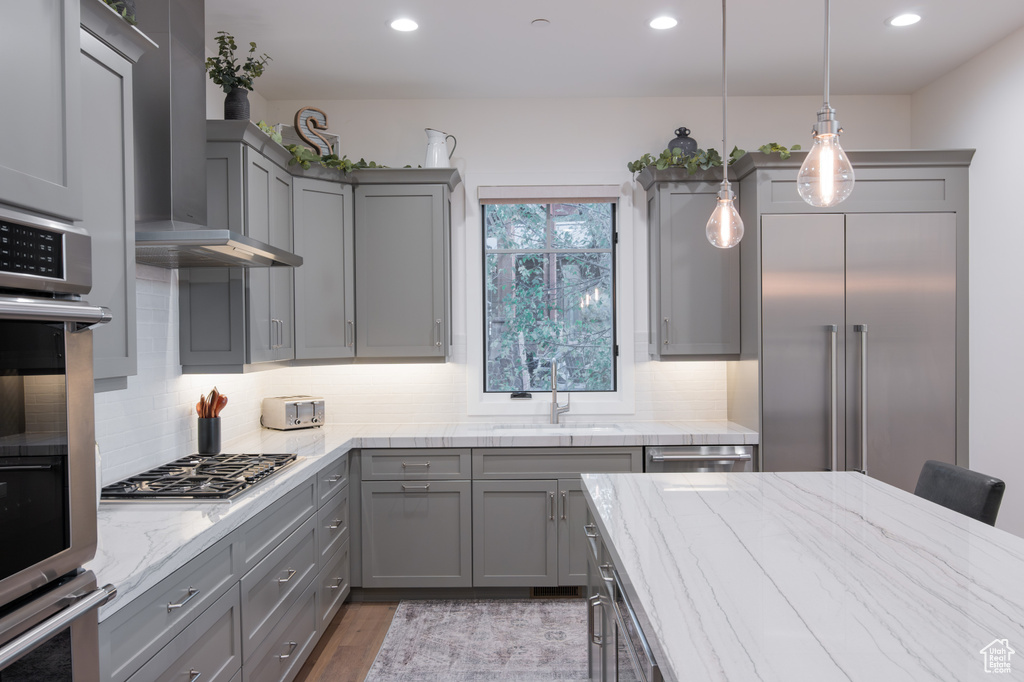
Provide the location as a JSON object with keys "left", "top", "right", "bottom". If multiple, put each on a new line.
{"left": 0, "top": 206, "right": 115, "bottom": 679}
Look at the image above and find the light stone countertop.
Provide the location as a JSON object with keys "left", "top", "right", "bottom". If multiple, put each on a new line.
{"left": 87, "top": 420, "right": 755, "bottom": 620}
{"left": 582, "top": 471, "right": 1024, "bottom": 682}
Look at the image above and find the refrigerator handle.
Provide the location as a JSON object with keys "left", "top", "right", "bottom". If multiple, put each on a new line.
{"left": 855, "top": 324, "right": 869, "bottom": 475}
{"left": 828, "top": 324, "right": 838, "bottom": 472}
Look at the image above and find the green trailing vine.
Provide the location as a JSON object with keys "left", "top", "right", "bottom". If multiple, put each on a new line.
{"left": 284, "top": 144, "right": 386, "bottom": 173}
{"left": 102, "top": 0, "right": 137, "bottom": 25}
{"left": 627, "top": 142, "right": 801, "bottom": 176}
{"left": 256, "top": 121, "right": 283, "bottom": 145}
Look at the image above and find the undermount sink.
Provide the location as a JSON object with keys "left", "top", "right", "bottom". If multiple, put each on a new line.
{"left": 489, "top": 423, "right": 623, "bottom": 433}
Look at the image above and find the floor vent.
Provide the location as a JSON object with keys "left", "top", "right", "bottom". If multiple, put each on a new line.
{"left": 530, "top": 586, "right": 582, "bottom": 599}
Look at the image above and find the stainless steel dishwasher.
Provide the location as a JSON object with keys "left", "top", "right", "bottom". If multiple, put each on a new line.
{"left": 645, "top": 445, "right": 754, "bottom": 473}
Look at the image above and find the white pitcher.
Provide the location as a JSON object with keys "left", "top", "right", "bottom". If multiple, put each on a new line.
{"left": 424, "top": 128, "right": 457, "bottom": 168}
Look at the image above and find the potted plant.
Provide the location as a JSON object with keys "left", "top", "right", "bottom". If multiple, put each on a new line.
{"left": 205, "top": 30, "right": 271, "bottom": 121}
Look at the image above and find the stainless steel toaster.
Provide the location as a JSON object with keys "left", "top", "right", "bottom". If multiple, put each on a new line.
{"left": 261, "top": 396, "right": 325, "bottom": 430}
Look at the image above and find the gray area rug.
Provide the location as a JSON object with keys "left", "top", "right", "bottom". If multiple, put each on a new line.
{"left": 364, "top": 599, "right": 589, "bottom": 681}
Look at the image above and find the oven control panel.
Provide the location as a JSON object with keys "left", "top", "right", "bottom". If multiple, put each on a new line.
{"left": 0, "top": 220, "right": 63, "bottom": 279}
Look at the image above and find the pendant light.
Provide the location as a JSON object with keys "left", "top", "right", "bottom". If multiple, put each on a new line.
{"left": 706, "top": 0, "right": 743, "bottom": 249}
{"left": 797, "top": 0, "right": 855, "bottom": 207}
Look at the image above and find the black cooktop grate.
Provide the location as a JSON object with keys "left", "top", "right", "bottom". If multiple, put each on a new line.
{"left": 101, "top": 453, "right": 298, "bottom": 500}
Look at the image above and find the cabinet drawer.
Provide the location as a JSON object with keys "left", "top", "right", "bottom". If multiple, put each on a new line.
{"left": 317, "top": 539, "right": 350, "bottom": 630}
{"left": 317, "top": 484, "right": 349, "bottom": 561}
{"left": 127, "top": 586, "right": 242, "bottom": 682}
{"left": 362, "top": 448, "right": 471, "bottom": 480}
{"left": 241, "top": 475, "right": 316, "bottom": 570}
{"left": 240, "top": 514, "right": 318, "bottom": 658}
{"left": 317, "top": 453, "right": 349, "bottom": 505}
{"left": 243, "top": 581, "right": 319, "bottom": 682}
{"left": 102, "top": 537, "right": 239, "bottom": 682}
{"left": 472, "top": 447, "right": 643, "bottom": 479}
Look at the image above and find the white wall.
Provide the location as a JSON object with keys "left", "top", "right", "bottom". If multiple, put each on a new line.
{"left": 912, "top": 25, "right": 1024, "bottom": 536}
{"left": 95, "top": 93, "right": 910, "bottom": 483}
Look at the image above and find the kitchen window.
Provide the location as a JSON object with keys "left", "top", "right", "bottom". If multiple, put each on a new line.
{"left": 482, "top": 201, "right": 616, "bottom": 393}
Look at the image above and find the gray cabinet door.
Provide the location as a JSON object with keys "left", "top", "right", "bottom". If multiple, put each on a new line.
{"left": 361, "top": 479, "right": 472, "bottom": 588}
{"left": 557, "top": 478, "right": 588, "bottom": 586}
{"left": 79, "top": 31, "right": 136, "bottom": 383}
{"left": 648, "top": 183, "right": 740, "bottom": 356}
{"left": 845, "top": 213, "right": 957, "bottom": 492}
{"left": 354, "top": 184, "right": 446, "bottom": 358}
{"left": 0, "top": 0, "right": 81, "bottom": 220}
{"left": 293, "top": 178, "right": 354, "bottom": 359}
{"left": 473, "top": 480, "right": 558, "bottom": 587}
{"left": 760, "top": 214, "right": 847, "bottom": 473}
{"left": 269, "top": 165, "right": 294, "bottom": 361}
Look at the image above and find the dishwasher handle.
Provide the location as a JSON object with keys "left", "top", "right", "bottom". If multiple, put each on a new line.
{"left": 649, "top": 453, "right": 751, "bottom": 462}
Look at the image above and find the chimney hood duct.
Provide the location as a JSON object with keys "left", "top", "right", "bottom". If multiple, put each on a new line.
{"left": 132, "top": 0, "right": 301, "bottom": 269}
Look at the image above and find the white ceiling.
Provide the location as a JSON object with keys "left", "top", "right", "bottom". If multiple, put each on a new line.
{"left": 204, "top": 0, "right": 1024, "bottom": 100}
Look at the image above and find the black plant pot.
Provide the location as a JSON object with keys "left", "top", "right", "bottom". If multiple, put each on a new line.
{"left": 224, "top": 87, "right": 250, "bottom": 121}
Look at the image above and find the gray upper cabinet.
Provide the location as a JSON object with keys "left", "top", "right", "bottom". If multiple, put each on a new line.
{"left": 293, "top": 177, "right": 355, "bottom": 360}
{"left": 639, "top": 168, "right": 740, "bottom": 358}
{"left": 0, "top": 0, "right": 82, "bottom": 220}
{"left": 352, "top": 170, "right": 459, "bottom": 360}
{"left": 179, "top": 125, "right": 296, "bottom": 371}
{"left": 78, "top": 9, "right": 155, "bottom": 388}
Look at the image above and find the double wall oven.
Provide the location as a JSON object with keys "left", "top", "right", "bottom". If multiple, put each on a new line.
{"left": 0, "top": 206, "right": 115, "bottom": 679}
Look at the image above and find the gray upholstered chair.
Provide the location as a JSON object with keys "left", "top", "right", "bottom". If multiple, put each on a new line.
{"left": 914, "top": 460, "right": 1005, "bottom": 526}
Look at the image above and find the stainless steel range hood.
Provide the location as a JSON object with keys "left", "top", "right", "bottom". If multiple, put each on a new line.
{"left": 132, "top": 0, "right": 301, "bottom": 269}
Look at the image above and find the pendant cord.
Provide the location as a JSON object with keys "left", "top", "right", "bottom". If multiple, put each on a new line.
{"left": 823, "top": 0, "right": 830, "bottom": 107}
{"left": 721, "top": 0, "right": 729, "bottom": 188}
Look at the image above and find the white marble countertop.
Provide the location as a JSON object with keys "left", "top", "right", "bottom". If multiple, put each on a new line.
{"left": 582, "top": 472, "right": 1024, "bottom": 682}
{"left": 87, "top": 420, "right": 755, "bottom": 620}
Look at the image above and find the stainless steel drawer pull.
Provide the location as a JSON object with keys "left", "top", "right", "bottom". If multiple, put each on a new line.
{"left": 328, "top": 519, "right": 344, "bottom": 530}
{"left": 188, "top": 670, "right": 201, "bottom": 682}
{"left": 277, "top": 641, "right": 298, "bottom": 661}
{"left": 583, "top": 523, "right": 599, "bottom": 539}
{"left": 435, "top": 319, "right": 442, "bottom": 347}
{"left": 326, "top": 474, "right": 344, "bottom": 483}
{"left": 598, "top": 564, "right": 615, "bottom": 584}
{"left": 167, "top": 586, "right": 200, "bottom": 612}
{"left": 561, "top": 491, "right": 567, "bottom": 520}
{"left": 401, "top": 461, "right": 431, "bottom": 468}
{"left": 663, "top": 318, "right": 670, "bottom": 345}
{"left": 402, "top": 484, "right": 431, "bottom": 490}
{"left": 328, "top": 577, "right": 345, "bottom": 590}
{"left": 587, "top": 594, "right": 603, "bottom": 646}
{"left": 549, "top": 492, "right": 555, "bottom": 520}
{"left": 277, "top": 569, "right": 297, "bottom": 584}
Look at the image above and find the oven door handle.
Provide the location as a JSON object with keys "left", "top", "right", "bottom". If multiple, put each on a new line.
{"left": 0, "top": 296, "right": 111, "bottom": 331}
{"left": 0, "top": 584, "right": 116, "bottom": 669}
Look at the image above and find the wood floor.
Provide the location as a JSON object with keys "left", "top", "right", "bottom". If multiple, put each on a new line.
{"left": 294, "top": 602, "right": 398, "bottom": 682}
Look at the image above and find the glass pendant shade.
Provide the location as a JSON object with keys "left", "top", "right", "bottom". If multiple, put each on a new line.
{"left": 797, "top": 131, "right": 855, "bottom": 207}
{"left": 706, "top": 187, "right": 744, "bottom": 249}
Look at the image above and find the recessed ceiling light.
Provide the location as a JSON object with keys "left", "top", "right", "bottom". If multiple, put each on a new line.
{"left": 649, "top": 16, "right": 678, "bottom": 30}
{"left": 390, "top": 18, "right": 418, "bottom": 32}
{"left": 887, "top": 13, "right": 921, "bottom": 27}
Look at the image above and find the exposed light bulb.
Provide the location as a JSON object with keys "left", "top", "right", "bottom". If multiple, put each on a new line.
{"left": 706, "top": 185, "right": 744, "bottom": 249}
{"left": 797, "top": 130, "right": 854, "bottom": 207}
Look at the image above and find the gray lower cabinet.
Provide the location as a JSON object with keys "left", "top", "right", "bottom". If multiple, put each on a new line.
{"left": 473, "top": 480, "right": 559, "bottom": 586}
{"left": 293, "top": 176, "right": 355, "bottom": 360}
{"left": 352, "top": 171, "right": 459, "bottom": 360}
{"left": 638, "top": 167, "right": 741, "bottom": 357}
{"left": 361, "top": 479, "right": 473, "bottom": 587}
{"left": 78, "top": 12, "right": 153, "bottom": 387}
{"left": 101, "top": 453, "right": 352, "bottom": 682}
{"left": 0, "top": 0, "right": 81, "bottom": 220}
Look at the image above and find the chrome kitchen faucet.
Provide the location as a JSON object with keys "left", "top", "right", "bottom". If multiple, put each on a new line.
{"left": 550, "top": 361, "right": 570, "bottom": 424}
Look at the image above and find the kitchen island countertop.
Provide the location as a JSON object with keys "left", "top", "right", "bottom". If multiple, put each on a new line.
{"left": 88, "top": 420, "right": 755, "bottom": 620}
{"left": 582, "top": 471, "right": 1024, "bottom": 681}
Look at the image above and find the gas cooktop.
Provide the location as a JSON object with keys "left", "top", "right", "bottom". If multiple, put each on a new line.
{"left": 100, "top": 453, "right": 298, "bottom": 501}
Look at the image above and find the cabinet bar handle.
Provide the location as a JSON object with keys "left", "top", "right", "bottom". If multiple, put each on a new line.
{"left": 856, "top": 324, "right": 869, "bottom": 475}
{"left": 277, "top": 641, "right": 298, "bottom": 661}
{"left": 167, "top": 586, "right": 200, "bottom": 612}
{"left": 328, "top": 577, "right": 345, "bottom": 590}
{"left": 327, "top": 474, "right": 344, "bottom": 483}
{"left": 663, "top": 318, "right": 670, "bottom": 345}
{"left": 328, "top": 519, "right": 344, "bottom": 530}
{"left": 561, "top": 491, "right": 567, "bottom": 520}
{"left": 347, "top": 319, "right": 354, "bottom": 347}
{"left": 828, "top": 324, "right": 838, "bottom": 472}
{"left": 435, "top": 319, "right": 442, "bottom": 347}
{"left": 598, "top": 564, "right": 615, "bottom": 584}
{"left": 401, "top": 461, "right": 431, "bottom": 468}
{"left": 584, "top": 523, "right": 599, "bottom": 539}
{"left": 588, "top": 594, "right": 603, "bottom": 646}
{"left": 549, "top": 492, "right": 555, "bottom": 520}
{"left": 188, "top": 671, "right": 202, "bottom": 682}
{"left": 277, "top": 569, "right": 297, "bottom": 584}
{"left": 402, "top": 484, "right": 430, "bottom": 490}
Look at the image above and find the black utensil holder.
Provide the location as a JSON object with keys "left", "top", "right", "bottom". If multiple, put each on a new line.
{"left": 198, "top": 417, "right": 221, "bottom": 455}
